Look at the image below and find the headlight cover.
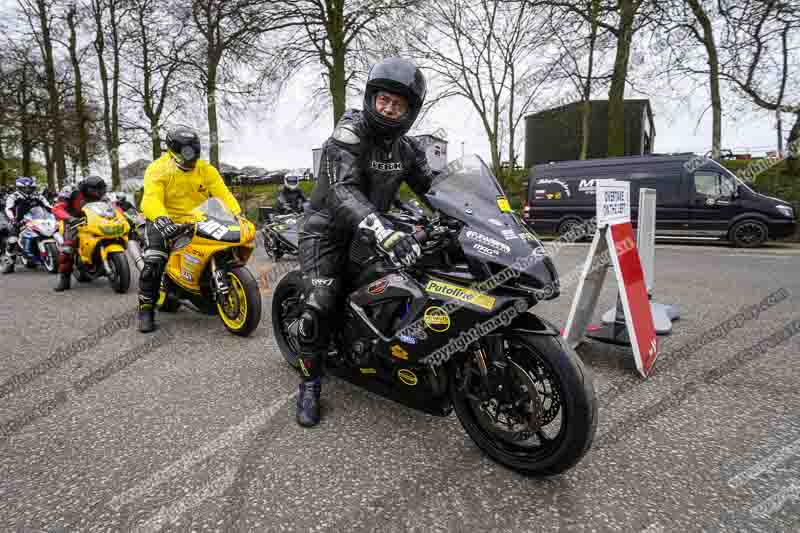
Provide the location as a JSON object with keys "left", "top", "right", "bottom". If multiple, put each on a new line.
{"left": 776, "top": 205, "right": 794, "bottom": 219}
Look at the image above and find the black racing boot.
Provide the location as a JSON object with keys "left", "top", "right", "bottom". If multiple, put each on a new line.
{"left": 54, "top": 272, "right": 71, "bottom": 291}
{"left": 296, "top": 377, "right": 321, "bottom": 427}
{"left": 137, "top": 303, "right": 157, "bottom": 333}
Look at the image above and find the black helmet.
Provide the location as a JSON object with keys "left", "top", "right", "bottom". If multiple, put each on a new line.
{"left": 362, "top": 57, "right": 427, "bottom": 139}
{"left": 166, "top": 126, "right": 202, "bottom": 171}
{"left": 79, "top": 175, "right": 107, "bottom": 201}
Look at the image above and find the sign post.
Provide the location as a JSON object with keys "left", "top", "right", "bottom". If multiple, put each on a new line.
{"left": 562, "top": 180, "right": 660, "bottom": 377}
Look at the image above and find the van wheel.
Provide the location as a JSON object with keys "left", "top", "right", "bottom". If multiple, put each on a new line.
{"left": 557, "top": 219, "right": 583, "bottom": 240}
{"left": 730, "top": 219, "right": 768, "bottom": 248}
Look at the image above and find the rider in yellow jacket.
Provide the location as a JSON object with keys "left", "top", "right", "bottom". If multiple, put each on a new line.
{"left": 137, "top": 126, "right": 242, "bottom": 333}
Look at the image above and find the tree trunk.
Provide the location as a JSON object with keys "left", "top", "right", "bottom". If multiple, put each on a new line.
{"left": 94, "top": 0, "right": 115, "bottom": 189}
{"left": 110, "top": 0, "right": 121, "bottom": 190}
{"left": 327, "top": 0, "right": 347, "bottom": 126}
{"left": 580, "top": 0, "right": 600, "bottom": 160}
{"left": 151, "top": 126, "right": 162, "bottom": 160}
{"left": 330, "top": 49, "right": 347, "bottom": 126}
{"left": 607, "top": 0, "right": 636, "bottom": 157}
{"left": 686, "top": 0, "right": 721, "bottom": 160}
{"left": 42, "top": 139, "right": 54, "bottom": 190}
{"left": 36, "top": 0, "right": 67, "bottom": 188}
{"left": 207, "top": 58, "right": 220, "bottom": 169}
{"left": 21, "top": 125, "right": 33, "bottom": 176}
{"left": 787, "top": 111, "right": 800, "bottom": 175}
{"left": 67, "top": 6, "right": 90, "bottom": 176}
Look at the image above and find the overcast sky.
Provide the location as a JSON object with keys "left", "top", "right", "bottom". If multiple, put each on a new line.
{"left": 1, "top": 0, "right": 787, "bottom": 173}
{"left": 192, "top": 69, "right": 786, "bottom": 172}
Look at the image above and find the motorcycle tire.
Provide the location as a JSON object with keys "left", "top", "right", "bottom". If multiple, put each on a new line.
{"left": 216, "top": 266, "right": 262, "bottom": 337}
{"left": 271, "top": 270, "right": 304, "bottom": 369}
{"left": 44, "top": 242, "right": 59, "bottom": 274}
{"left": 450, "top": 333, "right": 597, "bottom": 476}
{"left": 108, "top": 252, "right": 131, "bottom": 293}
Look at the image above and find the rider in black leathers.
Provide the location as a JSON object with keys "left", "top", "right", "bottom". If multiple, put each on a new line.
{"left": 276, "top": 175, "right": 306, "bottom": 214}
{"left": 292, "top": 57, "right": 435, "bottom": 427}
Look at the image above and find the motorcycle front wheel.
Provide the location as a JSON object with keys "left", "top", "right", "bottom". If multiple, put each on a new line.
{"left": 451, "top": 333, "right": 597, "bottom": 476}
{"left": 217, "top": 266, "right": 262, "bottom": 336}
{"left": 271, "top": 270, "right": 304, "bottom": 369}
{"left": 107, "top": 251, "right": 130, "bottom": 293}
{"left": 44, "top": 242, "right": 59, "bottom": 274}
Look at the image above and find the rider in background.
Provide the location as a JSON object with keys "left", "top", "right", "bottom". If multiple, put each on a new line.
{"left": 136, "top": 126, "right": 242, "bottom": 333}
{"left": 50, "top": 176, "right": 110, "bottom": 292}
{"left": 2, "top": 176, "right": 53, "bottom": 274}
{"left": 276, "top": 174, "right": 307, "bottom": 214}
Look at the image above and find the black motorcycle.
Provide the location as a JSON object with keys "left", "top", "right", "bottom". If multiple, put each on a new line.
{"left": 272, "top": 155, "right": 597, "bottom": 475}
{"left": 260, "top": 207, "right": 301, "bottom": 261}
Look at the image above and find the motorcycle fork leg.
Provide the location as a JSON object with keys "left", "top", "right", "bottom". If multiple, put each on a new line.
{"left": 210, "top": 257, "right": 230, "bottom": 301}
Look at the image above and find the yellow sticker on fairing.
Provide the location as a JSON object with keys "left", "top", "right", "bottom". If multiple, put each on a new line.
{"left": 425, "top": 280, "right": 496, "bottom": 311}
{"left": 397, "top": 369, "right": 418, "bottom": 386}
{"left": 391, "top": 345, "right": 409, "bottom": 360}
{"left": 423, "top": 306, "right": 451, "bottom": 332}
{"left": 496, "top": 196, "right": 512, "bottom": 213}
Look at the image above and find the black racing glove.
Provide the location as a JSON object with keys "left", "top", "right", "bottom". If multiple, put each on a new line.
{"left": 153, "top": 216, "right": 182, "bottom": 240}
{"left": 358, "top": 214, "right": 421, "bottom": 267}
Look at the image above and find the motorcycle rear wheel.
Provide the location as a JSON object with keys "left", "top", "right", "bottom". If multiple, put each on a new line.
{"left": 451, "top": 333, "right": 597, "bottom": 476}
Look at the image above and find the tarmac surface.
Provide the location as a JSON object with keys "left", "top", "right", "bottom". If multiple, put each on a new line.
{"left": 0, "top": 238, "right": 799, "bottom": 532}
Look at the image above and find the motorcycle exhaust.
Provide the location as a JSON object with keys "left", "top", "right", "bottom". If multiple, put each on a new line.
{"left": 127, "top": 239, "right": 145, "bottom": 272}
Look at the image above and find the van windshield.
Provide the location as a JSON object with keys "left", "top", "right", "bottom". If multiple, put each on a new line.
{"left": 712, "top": 161, "right": 755, "bottom": 194}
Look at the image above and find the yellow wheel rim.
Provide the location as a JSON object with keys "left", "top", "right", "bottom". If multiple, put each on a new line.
{"left": 217, "top": 272, "right": 248, "bottom": 330}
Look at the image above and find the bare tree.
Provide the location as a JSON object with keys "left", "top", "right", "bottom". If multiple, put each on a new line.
{"left": 406, "top": 0, "right": 558, "bottom": 180}
{"left": 17, "top": 0, "right": 68, "bottom": 189}
{"left": 718, "top": 0, "right": 800, "bottom": 170}
{"left": 546, "top": 0, "right": 614, "bottom": 160}
{"left": 90, "top": 0, "right": 128, "bottom": 190}
{"left": 539, "top": 0, "right": 653, "bottom": 157}
{"left": 62, "top": 2, "right": 91, "bottom": 176}
{"left": 272, "top": 0, "right": 419, "bottom": 127}
{"left": 121, "top": 0, "right": 191, "bottom": 159}
{"left": 175, "top": 0, "right": 295, "bottom": 169}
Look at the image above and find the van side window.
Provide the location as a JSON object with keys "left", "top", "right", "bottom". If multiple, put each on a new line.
{"left": 636, "top": 177, "right": 682, "bottom": 203}
{"left": 694, "top": 171, "right": 735, "bottom": 198}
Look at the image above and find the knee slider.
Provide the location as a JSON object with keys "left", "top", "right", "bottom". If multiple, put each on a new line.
{"left": 141, "top": 258, "right": 166, "bottom": 282}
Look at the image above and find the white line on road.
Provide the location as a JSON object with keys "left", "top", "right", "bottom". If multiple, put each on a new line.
{"left": 109, "top": 390, "right": 297, "bottom": 510}
{"left": 728, "top": 436, "right": 800, "bottom": 489}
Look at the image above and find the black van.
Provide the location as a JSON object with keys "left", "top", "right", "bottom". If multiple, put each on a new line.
{"left": 523, "top": 155, "right": 797, "bottom": 247}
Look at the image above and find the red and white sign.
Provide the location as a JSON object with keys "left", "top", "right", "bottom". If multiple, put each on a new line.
{"left": 563, "top": 180, "right": 660, "bottom": 377}
{"left": 607, "top": 222, "right": 659, "bottom": 376}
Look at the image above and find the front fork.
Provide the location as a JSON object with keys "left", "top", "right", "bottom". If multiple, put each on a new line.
{"left": 210, "top": 256, "right": 230, "bottom": 301}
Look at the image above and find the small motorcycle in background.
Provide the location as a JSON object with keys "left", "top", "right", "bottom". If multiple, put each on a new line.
{"left": 9, "top": 206, "right": 60, "bottom": 273}
{"left": 259, "top": 206, "right": 301, "bottom": 261}
{"left": 56, "top": 200, "right": 132, "bottom": 293}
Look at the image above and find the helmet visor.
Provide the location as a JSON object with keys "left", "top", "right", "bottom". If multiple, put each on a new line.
{"left": 286, "top": 176, "right": 299, "bottom": 186}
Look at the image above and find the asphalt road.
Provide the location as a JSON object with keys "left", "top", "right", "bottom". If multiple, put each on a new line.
{"left": 1, "top": 239, "right": 799, "bottom": 532}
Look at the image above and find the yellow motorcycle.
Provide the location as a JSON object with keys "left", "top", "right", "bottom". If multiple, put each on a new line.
{"left": 128, "top": 198, "right": 262, "bottom": 336}
{"left": 56, "top": 200, "right": 132, "bottom": 293}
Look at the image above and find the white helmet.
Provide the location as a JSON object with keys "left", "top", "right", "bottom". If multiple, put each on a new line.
{"left": 284, "top": 175, "right": 299, "bottom": 190}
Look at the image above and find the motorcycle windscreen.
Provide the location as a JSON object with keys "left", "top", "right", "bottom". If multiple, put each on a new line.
{"left": 191, "top": 198, "right": 241, "bottom": 242}
{"left": 424, "top": 155, "right": 558, "bottom": 296}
